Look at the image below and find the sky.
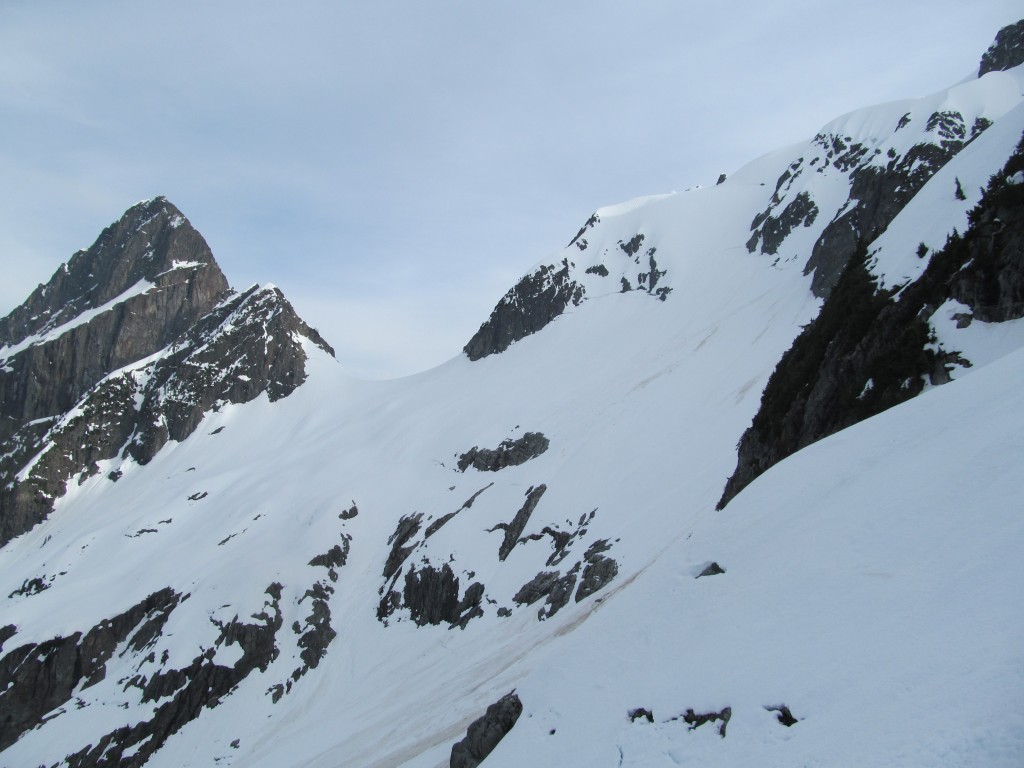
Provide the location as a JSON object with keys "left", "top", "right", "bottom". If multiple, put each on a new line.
{"left": 1, "top": 1, "right": 1021, "bottom": 379}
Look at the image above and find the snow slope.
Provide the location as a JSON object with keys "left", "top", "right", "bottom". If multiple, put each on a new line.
{"left": 2, "top": 34, "right": 1024, "bottom": 768}
{"left": 475, "top": 343, "right": 1024, "bottom": 768}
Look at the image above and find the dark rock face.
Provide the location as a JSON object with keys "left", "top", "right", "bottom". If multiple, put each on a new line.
{"left": 681, "top": 706, "right": 731, "bottom": 737}
{"left": 0, "top": 625, "right": 16, "bottom": 652}
{"left": 746, "top": 190, "right": 819, "bottom": 255}
{"left": 512, "top": 515, "right": 617, "bottom": 618}
{"left": 575, "top": 540, "right": 618, "bottom": 602}
{"left": 747, "top": 115, "right": 989, "bottom": 297}
{"left": 308, "top": 543, "right": 350, "bottom": 570}
{"left": 463, "top": 259, "right": 584, "bottom": 360}
{"left": 295, "top": 582, "right": 337, "bottom": 672}
{"left": 803, "top": 117, "right": 974, "bottom": 297}
{"left": 123, "top": 284, "right": 333, "bottom": 465}
{"left": 0, "top": 197, "right": 228, "bottom": 448}
{"left": 378, "top": 563, "right": 486, "bottom": 630}
{"left": 0, "top": 196, "right": 335, "bottom": 548}
{"left": 450, "top": 692, "right": 523, "bottom": 768}
{"left": 377, "top": 509, "right": 487, "bottom": 629}
{"left": 424, "top": 483, "right": 494, "bottom": 539}
{"left": 513, "top": 566, "right": 578, "bottom": 620}
{"left": 696, "top": 562, "right": 726, "bottom": 578}
{"left": 0, "top": 280, "right": 333, "bottom": 546}
{"left": 401, "top": 564, "right": 485, "bottom": 629}
{"left": 0, "top": 588, "right": 180, "bottom": 752}
{"left": 766, "top": 704, "right": 799, "bottom": 727}
{"left": 719, "top": 133, "right": 1024, "bottom": 508}
{"left": 492, "top": 484, "right": 548, "bottom": 561}
{"left": 58, "top": 583, "right": 284, "bottom": 768}
{"left": 458, "top": 432, "right": 549, "bottom": 472}
{"left": 629, "top": 707, "right": 654, "bottom": 723}
{"left": 568, "top": 212, "right": 600, "bottom": 248}
{"left": 383, "top": 513, "right": 424, "bottom": 579}
{"left": 979, "top": 19, "right": 1024, "bottom": 76}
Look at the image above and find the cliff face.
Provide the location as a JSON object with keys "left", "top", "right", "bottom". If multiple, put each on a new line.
{"left": 747, "top": 112, "right": 992, "bottom": 299}
{"left": 979, "top": 19, "right": 1024, "bottom": 76}
{"left": 0, "top": 197, "right": 229, "bottom": 446}
{"left": 0, "top": 199, "right": 334, "bottom": 546}
{"left": 719, "top": 132, "right": 1024, "bottom": 508}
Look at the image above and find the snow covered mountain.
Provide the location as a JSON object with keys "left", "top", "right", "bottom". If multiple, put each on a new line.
{"left": 1, "top": 20, "right": 1023, "bottom": 768}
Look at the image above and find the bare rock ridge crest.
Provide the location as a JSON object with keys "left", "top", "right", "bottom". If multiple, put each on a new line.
{"left": 719, "top": 112, "right": 1024, "bottom": 508}
{"left": 461, "top": 20, "right": 1024, "bottom": 364}
{"left": 0, "top": 197, "right": 229, "bottom": 445}
{"left": 0, "top": 197, "right": 334, "bottom": 546}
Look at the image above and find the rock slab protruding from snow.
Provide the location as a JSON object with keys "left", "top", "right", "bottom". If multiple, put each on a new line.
{"left": 463, "top": 260, "right": 584, "bottom": 360}
{"left": 450, "top": 692, "right": 523, "bottom": 768}
{"left": 979, "top": 19, "right": 1024, "bottom": 76}
{"left": 457, "top": 432, "right": 550, "bottom": 472}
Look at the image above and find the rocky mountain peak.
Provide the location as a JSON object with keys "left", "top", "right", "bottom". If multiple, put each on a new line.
{"left": 0, "top": 198, "right": 333, "bottom": 547}
{"left": 979, "top": 19, "right": 1024, "bottom": 77}
{"left": 0, "top": 196, "right": 227, "bottom": 347}
{"left": 0, "top": 198, "right": 229, "bottom": 449}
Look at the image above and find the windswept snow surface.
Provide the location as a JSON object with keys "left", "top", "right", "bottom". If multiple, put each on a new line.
{"left": 470, "top": 345, "right": 1024, "bottom": 768}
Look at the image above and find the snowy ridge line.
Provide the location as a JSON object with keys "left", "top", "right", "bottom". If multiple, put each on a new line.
{"left": 870, "top": 101, "right": 1024, "bottom": 291}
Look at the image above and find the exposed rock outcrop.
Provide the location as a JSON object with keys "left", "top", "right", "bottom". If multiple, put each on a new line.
{"left": 747, "top": 101, "right": 995, "bottom": 299}
{"left": 0, "top": 283, "right": 333, "bottom": 547}
{"left": 0, "top": 198, "right": 334, "bottom": 547}
{"left": 803, "top": 115, "right": 976, "bottom": 297}
{"left": 766, "top": 704, "right": 799, "bottom": 727}
{"left": 720, "top": 132, "right": 1024, "bottom": 508}
{"left": 450, "top": 692, "right": 523, "bottom": 768}
{"left": 681, "top": 706, "right": 731, "bottom": 737}
{"left": 56, "top": 583, "right": 285, "bottom": 768}
{"left": 382, "top": 513, "right": 424, "bottom": 579}
{"left": 747, "top": 189, "right": 820, "bottom": 255}
{"left": 696, "top": 562, "right": 726, "bottom": 578}
{"left": 513, "top": 567, "right": 578, "bottom": 620}
{"left": 464, "top": 259, "right": 584, "bottom": 360}
{"left": 458, "top": 432, "right": 549, "bottom": 472}
{"left": 0, "top": 197, "right": 228, "bottom": 447}
{"left": 492, "top": 484, "right": 548, "bottom": 561}
{"left": 0, "top": 588, "right": 181, "bottom": 752}
{"left": 402, "top": 564, "right": 485, "bottom": 629}
{"left": 575, "top": 539, "right": 618, "bottom": 602}
{"left": 979, "top": 19, "right": 1024, "bottom": 76}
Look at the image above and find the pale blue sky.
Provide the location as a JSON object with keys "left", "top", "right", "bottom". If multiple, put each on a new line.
{"left": 1, "top": 1, "right": 1020, "bottom": 377}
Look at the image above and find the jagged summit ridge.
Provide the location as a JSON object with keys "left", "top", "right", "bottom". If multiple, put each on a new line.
{"left": 464, "top": 201, "right": 675, "bottom": 361}
{"left": 0, "top": 197, "right": 230, "bottom": 445}
{"left": 979, "top": 18, "right": 1024, "bottom": 76}
{"left": 464, "top": 29, "right": 1024, "bottom": 363}
{"left": 744, "top": 54, "right": 1024, "bottom": 297}
{"left": 0, "top": 198, "right": 334, "bottom": 546}
{"left": 0, "top": 197, "right": 226, "bottom": 348}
